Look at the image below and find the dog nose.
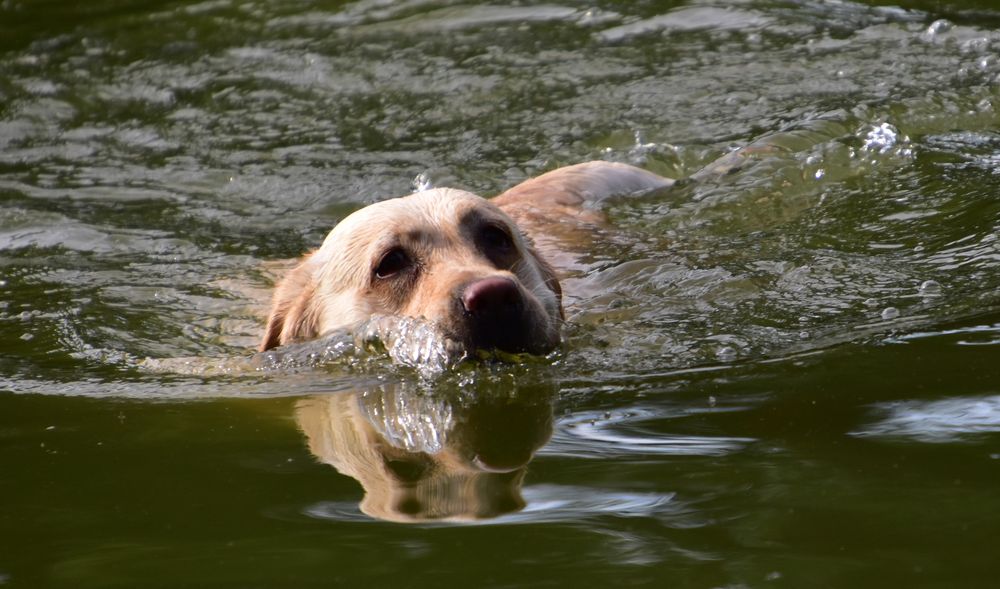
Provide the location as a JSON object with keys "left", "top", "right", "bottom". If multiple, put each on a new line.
{"left": 461, "top": 277, "right": 523, "bottom": 315}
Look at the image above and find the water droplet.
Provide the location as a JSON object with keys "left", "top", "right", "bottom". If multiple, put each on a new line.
{"left": 814, "top": 168, "right": 826, "bottom": 180}
{"left": 716, "top": 346, "right": 737, "bottom": 362}
{"left": 918, "top": 280, "right": 942, "bottom": 296}
{"left": 412, "top": 172, "right": 433, "bottom": 192}
{"left": 881, "top": 307, "right": 899, "bottom": 320}
{"left": 924, "top": 19, "right": 953, "bottom": 38}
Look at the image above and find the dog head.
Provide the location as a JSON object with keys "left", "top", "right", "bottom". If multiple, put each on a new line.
{"left": 260, "top": 188, "right": 562, "bottom": 355}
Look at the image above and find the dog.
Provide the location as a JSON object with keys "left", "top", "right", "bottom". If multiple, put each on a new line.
{"left": 260, "top": 161, "right": 674, "bottom": 355}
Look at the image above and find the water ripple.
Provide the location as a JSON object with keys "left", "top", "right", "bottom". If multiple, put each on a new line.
{"left": 304, "top": 483, "right": 694, "bottom": 528}
{"left": 850, "top": 395, "right": 1000, "bottom": 443}
{"left": 542, "top": 408, "right": 753, "bottom": 458}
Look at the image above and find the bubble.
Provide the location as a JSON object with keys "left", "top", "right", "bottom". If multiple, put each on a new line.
{"left": 881, "top": 307, "right": 900, "bottom": 320}
{"left": 918, "top": 280, "right": 942, "bottom": 296}
{"left": 716, "top": 346, "right": 737, "bottom": 362}
{"left": 924, "top": 19, "right": 953, "bottom": 38}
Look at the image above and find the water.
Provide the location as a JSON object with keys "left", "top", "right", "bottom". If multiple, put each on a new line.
{"left": 3, "top": 0, "right": 1000, "bottom": 586}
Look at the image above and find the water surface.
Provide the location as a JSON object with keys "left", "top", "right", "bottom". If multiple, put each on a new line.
{"left": 2, "top": 0, "right": 1000, "bottom": 587}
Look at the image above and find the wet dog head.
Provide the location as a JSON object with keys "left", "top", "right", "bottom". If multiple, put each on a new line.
{"left": 260, "top": 188, "right": 563, "bottom": 355}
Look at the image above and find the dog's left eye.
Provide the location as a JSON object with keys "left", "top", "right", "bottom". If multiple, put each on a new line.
{"left": 374, "top": 248, "right": 411, "bottom": 279}
{"left": 478, "top": 224, "right": 514, "bottom": 253}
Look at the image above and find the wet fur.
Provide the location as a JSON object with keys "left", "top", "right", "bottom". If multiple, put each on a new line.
{"left": 260, "top": 161, "right": 674, "bottom": 354}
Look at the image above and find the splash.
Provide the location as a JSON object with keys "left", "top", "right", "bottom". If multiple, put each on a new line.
{"left": 252, "top": 314, "right": 467, "bottom": 375}
{"left": 861, "top": 122, "right": 906, "bottom": 154}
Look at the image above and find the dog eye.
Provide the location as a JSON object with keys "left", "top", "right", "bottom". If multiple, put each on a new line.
{"left": 478, "top": 224, "right": 514, "bottom": 253}
{"left": 374, "top": 248, "right": 411, "bottom": 279}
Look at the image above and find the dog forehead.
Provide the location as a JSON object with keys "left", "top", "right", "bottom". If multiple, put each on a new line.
{"left": 320, "top": 188, "right": 493, "bottom": 248}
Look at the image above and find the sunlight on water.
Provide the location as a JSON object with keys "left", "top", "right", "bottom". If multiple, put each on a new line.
{"left": 886, "top": 321, "right": 1000, "bottom": 346}
{"left": 543, "top": 407, "right": 754, "bottom": 458}
{"left": 851, "top": 395, "right": 1000, "bottom": 442}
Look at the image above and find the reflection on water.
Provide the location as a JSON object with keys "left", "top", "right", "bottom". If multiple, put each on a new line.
{"left": 297, "top": 378, "right": 553, "bottom": 523}
{"left": 306, "top": 483, "right": 693, "bottom": 530}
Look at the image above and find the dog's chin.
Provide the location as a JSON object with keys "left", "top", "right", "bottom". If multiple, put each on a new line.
{"left": 467, "top": 323, "right": 557, "bottom": 357}
{"left": 443, "top": 307, "right": 559, "bottom": 358}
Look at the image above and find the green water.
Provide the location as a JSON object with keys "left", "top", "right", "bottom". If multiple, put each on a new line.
{"left": 2, "top": 0, "right": 1000, "bottom": 586}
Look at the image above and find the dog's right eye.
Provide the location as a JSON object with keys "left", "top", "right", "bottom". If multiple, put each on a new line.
{"left": 374, "top": 248, "right": 411, "bottom": 279}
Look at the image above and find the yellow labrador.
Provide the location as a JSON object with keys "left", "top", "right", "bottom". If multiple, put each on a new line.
{"left": 260, "top": 161, "right": 673, "bottom": 355}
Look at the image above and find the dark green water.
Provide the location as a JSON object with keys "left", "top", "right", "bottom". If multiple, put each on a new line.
{"left": 3, "top": 0, "right": 1000, "bottom": 586}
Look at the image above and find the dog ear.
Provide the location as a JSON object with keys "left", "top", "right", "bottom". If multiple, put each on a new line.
{"left": 259, "top": 254, "right": 321, "bottom": 351}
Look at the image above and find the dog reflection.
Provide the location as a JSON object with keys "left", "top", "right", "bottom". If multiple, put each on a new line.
{"left": 296, "top": 384, "right": 553, "bottom": 523}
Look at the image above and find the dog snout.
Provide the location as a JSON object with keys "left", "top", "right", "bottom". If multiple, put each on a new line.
{"left": 461, "top": 276, "right": 523, "bottom": 316}
{"left": 458, "top": 276, "right": 539, "bottom": 353}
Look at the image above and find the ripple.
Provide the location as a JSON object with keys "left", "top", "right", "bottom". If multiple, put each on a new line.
{"left": 850, "top": 395, "right": 1000, "bottom": 442}
{"left": 886, "top": 322, "right": 1000, "bottom": 346}
{"left": 597, "top": 6, "right": 772, "bottom": 43}
{"left": 542, "top": 408, "right": 753, "bottom": 458}
{"left": 304, "top": 484, "right": 689, "bottom": 527}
